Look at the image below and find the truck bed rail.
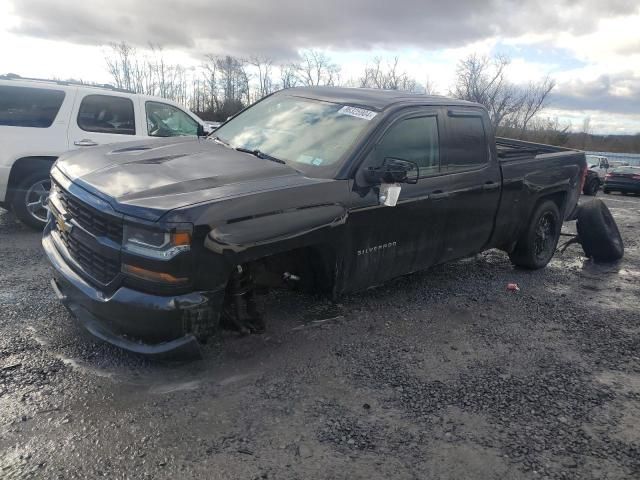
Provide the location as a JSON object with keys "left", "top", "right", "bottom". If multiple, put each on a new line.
{"left": 496, "top": 137, "right": 578, "bottom": 159}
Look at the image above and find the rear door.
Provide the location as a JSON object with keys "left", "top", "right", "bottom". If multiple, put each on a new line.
{"left": 67, "top": 93, "right": 139, "bottom": 149}
{"left": 437, "top": 109, "right": 501, "bottom": 262}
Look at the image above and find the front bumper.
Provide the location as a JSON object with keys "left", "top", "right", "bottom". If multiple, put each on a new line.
{"left": 43, "top": 229, "right": 223, "bottom": 358}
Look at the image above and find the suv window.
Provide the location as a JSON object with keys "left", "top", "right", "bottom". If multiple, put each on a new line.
{"left": 443, "top": 115, "right": 487, "bottom": 172}
{"left": 146, "top": 101, "right": 199, "bottom": 137}
{"left": 374, "top": 116, "right": 439, "bottom": 175}
{"left": 77, "top": 94, "right": 135, "bottom": 135}
{"left": 0, "top": 85, "right": 65, "bottom": 128}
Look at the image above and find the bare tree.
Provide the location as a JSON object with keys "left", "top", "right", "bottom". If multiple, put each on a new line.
{"left": 423, "top": 77, "right": 438, "bottom": 95}
{"left": 452, "top": 54, "right": 555, "bottom": 131}
{"left": 279, "top": 63, "right": 299, "bottom": 89}
{"left": 105, "top": 42, "right": 136, "bottom": 91}
{"left": 358, "top": 56, "right": 419, "bottom": 92}
{"left": 515, "top": 76, "right": 556, "bottom": 135}
{"left": 296, "top": 50, "right": 340, "bottom": 87}
{"left": 215, "top": 55, "right": 250, "bottom": 117}
{"left": 249, "top": 56, "right": 274, "bottom": 99}
{"left": 202, "top": 56, "right": 221, "bottom": 113}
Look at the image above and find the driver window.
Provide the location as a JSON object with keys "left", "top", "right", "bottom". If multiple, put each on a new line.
{"left": 373, "top": 116, "right": 439, "bottom": 176}
{"left": 145, "top": 101, "right": 199, "bottom": 137}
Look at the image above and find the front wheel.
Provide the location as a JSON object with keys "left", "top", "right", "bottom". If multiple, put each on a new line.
{"left": 509, "top": 200, "right": 561, "bottom": 269}
{"left": 11, "top": 171, "right": 51, "bottom": 230}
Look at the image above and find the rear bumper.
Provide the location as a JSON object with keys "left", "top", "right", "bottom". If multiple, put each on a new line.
{"left": 43, "top": 228, "right": 223, "bottom": 358}
{"left": 604, "top": 181, "right": 640, "bottom": 193}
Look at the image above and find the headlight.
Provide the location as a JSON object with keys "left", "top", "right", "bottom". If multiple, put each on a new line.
{"left": 123, "top": 225, "right": 191, "bottom": 259}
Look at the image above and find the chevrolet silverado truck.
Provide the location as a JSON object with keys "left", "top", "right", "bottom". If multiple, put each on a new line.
{"left": 43, "top": 87, "right": 586, "bottom": 356}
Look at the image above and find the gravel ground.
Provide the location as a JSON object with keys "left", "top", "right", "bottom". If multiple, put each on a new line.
{"left": 1, "top": 194, "right": 639, "bottom": 479}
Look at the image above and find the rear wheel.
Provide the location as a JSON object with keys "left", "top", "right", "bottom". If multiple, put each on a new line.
{"left": 576, "top": 199, "right": 623, "bottom": 262}
{"left": 11, "top": 171, "right": 51, "bottom": 230}
{"left": 509, "top": 200, "right": 561, "bottom": 269}
{"left": 583, "top": 178, "right": 599, "bottom": 196}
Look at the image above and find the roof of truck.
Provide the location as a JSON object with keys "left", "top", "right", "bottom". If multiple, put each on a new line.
{"left": 283, "top": 86, "right": 481, "bottom": 111}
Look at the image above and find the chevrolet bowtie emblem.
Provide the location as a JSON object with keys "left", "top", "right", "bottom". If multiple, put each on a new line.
{"left": 55, "top": 213, "right": 73, "bottom": 234}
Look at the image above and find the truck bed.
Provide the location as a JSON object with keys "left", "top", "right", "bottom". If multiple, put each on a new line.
{"left": 489, "top": 137, "right": 586, "bottom": 250}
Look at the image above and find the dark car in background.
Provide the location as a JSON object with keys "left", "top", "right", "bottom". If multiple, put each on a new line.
{"left": 603, "top": 166, "right": 640, "bottom": 195}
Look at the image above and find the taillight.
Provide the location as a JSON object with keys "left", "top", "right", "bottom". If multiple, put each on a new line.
{"left": 580, "top": 166, "right": 588, "bottom": 191}
{"left": 605, "top": 173, "right": 612, "bottom": 179}
{"left": 633, "top": 175, "right": 640, "bottom": 180}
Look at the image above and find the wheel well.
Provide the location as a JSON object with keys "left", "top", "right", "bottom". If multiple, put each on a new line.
{"left": 6, "top": 156, "right": 57, "bottom": 203}
{"left": 246, "top": 244, "right": 338, "bottom": 294}
{"left": 537, "top": 191, "right": 567, "bottom": 217}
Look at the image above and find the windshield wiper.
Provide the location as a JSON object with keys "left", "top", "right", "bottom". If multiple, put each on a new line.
{"left": 235, "top": 147, "right": 286, "bottom": 165}
{"left": 211, "top": 136, "right": 230, "bottom": 146}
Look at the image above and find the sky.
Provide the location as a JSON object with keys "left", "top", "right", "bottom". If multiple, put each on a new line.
{"left": 1, "top": 0, "right": 639, "bottom": 135}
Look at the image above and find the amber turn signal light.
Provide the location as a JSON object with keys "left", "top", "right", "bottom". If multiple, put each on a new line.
{"left": 122, "top": 264, "right": 188, "bottom": 284}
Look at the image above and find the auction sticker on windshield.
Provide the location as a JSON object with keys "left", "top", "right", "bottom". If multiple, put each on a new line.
{"left": 339, "top": 106, "right": 377, "bottom": 121}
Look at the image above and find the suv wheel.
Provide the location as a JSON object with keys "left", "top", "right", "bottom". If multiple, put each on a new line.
{"left": 509, "top": 200, "right": 561, "bottom": 269}
{"left": 12, "top": 171, "right": 51, "bottom": 230}
{"left": 582, "top": 178, "right": 599, "bottom": 196}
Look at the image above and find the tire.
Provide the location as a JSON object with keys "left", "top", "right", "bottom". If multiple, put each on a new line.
{"left": 603, "top": 189, "right": 611, "bottom": 194}
{"left": 582, "top": 178, "right": 599, "bottom": 196}
{"left": 509, "top": 200, "right": 562, "bottom": 269}
{"left": 576, "top": 199, "right": 624, "bottom": 262}
{"left": 11, "top": 170, "right": 51, "bottom": 230}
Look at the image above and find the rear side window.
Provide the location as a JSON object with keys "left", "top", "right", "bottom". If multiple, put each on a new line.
{"left": 0, "top": 85, "right": 65, "bottom": 128}
{"left": 374, "top": 116, "right": 439, "bottom": 175}
{"left": 77, "top": 94, "right": 135, "bottom": 135}
{"left": 443, "top": 115, "right": 487, "bottom": 172}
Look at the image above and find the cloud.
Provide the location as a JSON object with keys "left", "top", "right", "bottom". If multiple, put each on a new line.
{"left": 8, "top": 0, "right": 640, "bottom": 60}
{"left": 551, "top": 71, "right": 640, "bottom": 115}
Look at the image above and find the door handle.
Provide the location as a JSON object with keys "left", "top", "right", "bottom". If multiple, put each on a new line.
{"left": 74, "top": 139, "right": 98, "bottom": 147}
{"left": 482, "top": 181, "right": 499, "bottom": 191}
{"left": 430, "top": 190, "right": 449, "bottom": 200}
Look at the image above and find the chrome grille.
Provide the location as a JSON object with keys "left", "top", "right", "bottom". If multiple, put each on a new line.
{"left": 53, "top": 182, "right": 123, "bottom": 242}
{"left": 52, "top": 181, "right": 122, "bottom": 284}
{"left": 58, "top": 230, "right": 119, "bottom": 284}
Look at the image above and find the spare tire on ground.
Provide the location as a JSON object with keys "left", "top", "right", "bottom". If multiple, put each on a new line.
{"left": 576, "top": 199, "right": 624, "bottom": 262}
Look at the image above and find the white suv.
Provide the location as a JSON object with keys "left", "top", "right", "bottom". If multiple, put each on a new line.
{"left": 0, "top": 75, "right": 208, "bottom": 228}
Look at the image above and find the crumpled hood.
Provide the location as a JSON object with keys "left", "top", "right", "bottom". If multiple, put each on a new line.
{"left": 56, "top": 137, "right": 314, "bottom": 221}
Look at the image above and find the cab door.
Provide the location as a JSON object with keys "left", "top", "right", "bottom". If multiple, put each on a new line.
{"left": 344, "top": 108, "right": 447, "bottom": 292}
{"left": 67, "top": 93, "right": 139, "bottom": 149}
{"left": 437, "top": 110, "right": 501, "bottom": 262}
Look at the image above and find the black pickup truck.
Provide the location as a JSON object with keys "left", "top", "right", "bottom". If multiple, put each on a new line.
{"left": 43, "top": 87, "right": 586, "bottom": 355}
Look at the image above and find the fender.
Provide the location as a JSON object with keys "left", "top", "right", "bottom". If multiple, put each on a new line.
{"left": 204, "top": 204, "right": 348, "bottom": 260}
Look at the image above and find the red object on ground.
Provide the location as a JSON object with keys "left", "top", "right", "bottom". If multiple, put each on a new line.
{"left": 507, "top": 283, "right": 520, "bottom": 292}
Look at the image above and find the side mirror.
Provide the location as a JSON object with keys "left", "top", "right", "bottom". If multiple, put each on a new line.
{"left": 197, "top": 124, "right": 206, "bottom": 137}
{"left": 364, "top": 157, "right": 419, "bottom": 185}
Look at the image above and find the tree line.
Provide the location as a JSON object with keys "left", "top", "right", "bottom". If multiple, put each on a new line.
{"left": 103, "top": 42, "right": 639, "bottom": 152}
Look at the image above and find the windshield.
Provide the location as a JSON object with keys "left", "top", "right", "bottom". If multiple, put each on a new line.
{"left": 212, "top": 95, "right": 376, "bottom": 176}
